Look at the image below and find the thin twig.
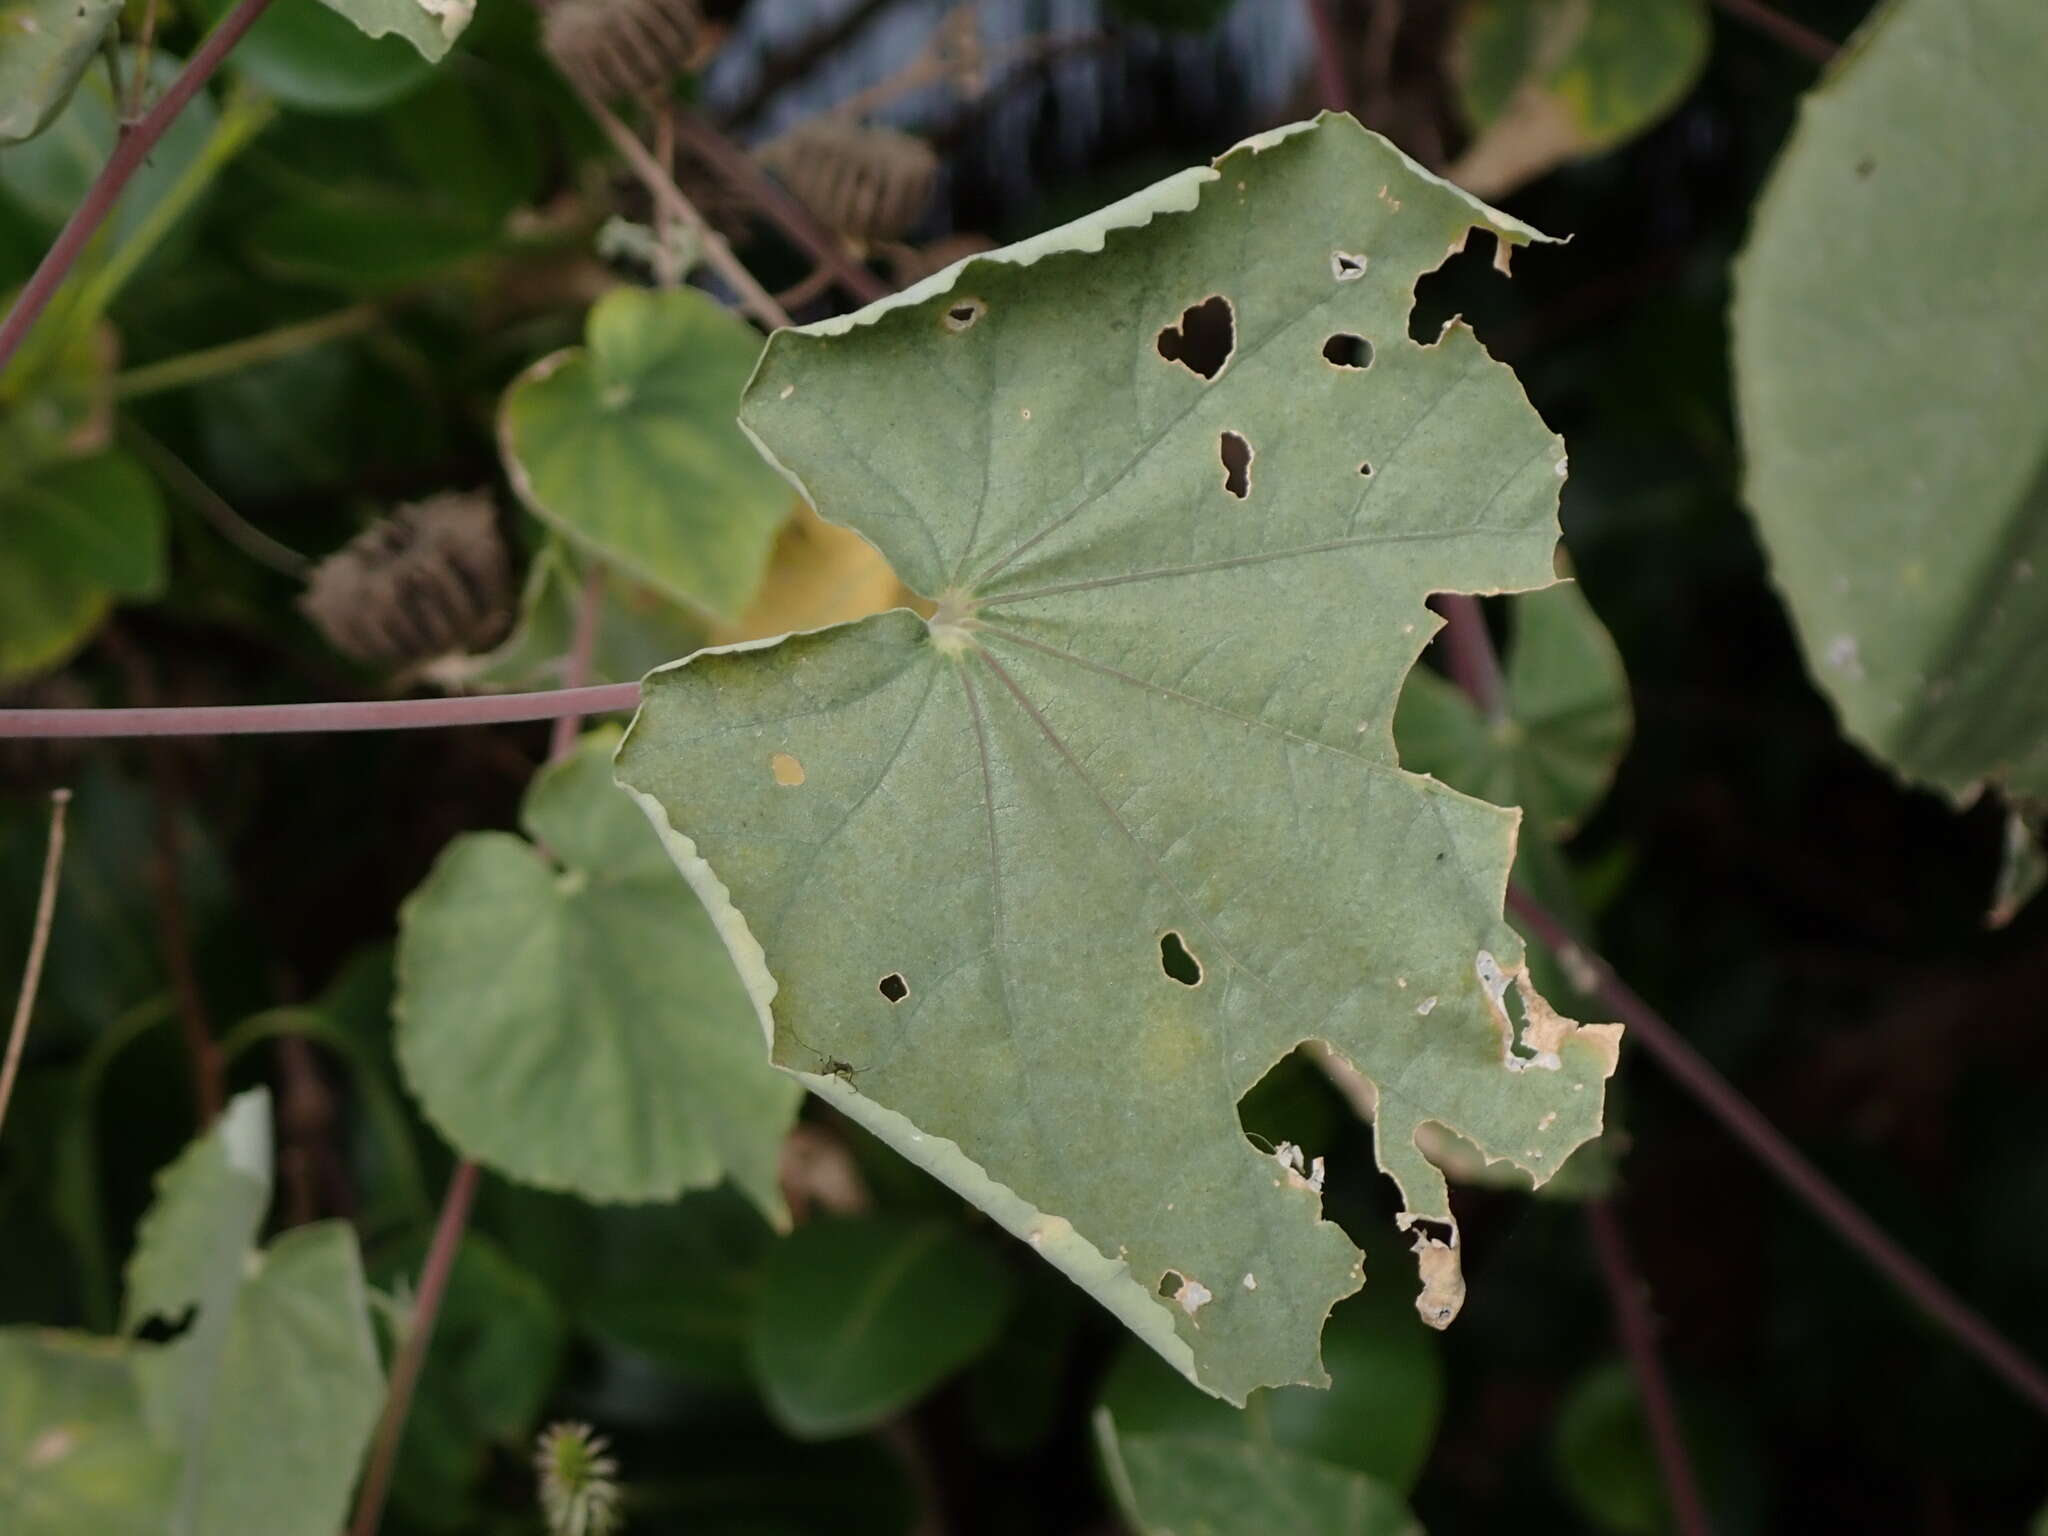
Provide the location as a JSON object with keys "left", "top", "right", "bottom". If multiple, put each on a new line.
{"left": 671, "top": 108, "right": 892, "bottom": 308}
{"left": 0, "top": 790, "right": 73, "bottom": 1140}
{"left": 113, "top": 305, "right": 382, "bottom": 399}
{"left": 1586, "top": 1199, "right": 1712, "bottom": 1536}
{"left": 152, "top": 782, "right": 224, "bottom": 1125}
{"left": 573, "top": 86, "right": 793, "bottom": 331}
{"left": 125, "top": 0, "right": 162, "bottom": 125}
{"left": 1303, "top": 0, "right": 1350, "bottom": 113}
{"left": 1511, "top": 891, "right": 2048, "bottom": 1418}
{"left": 345, "top": 1159, "right": 479, "bottom": 1536}
{"left": 348, "top": 571, "right": 608, "bottom": 1536}
{"left": 1710, "top": 0, "right": 1838, "bottom": 65}
{"left": 0, "top": 683, "right": 642, "bottom": 740}
{"left": 0, "top": 0, "right": 277, "bottom": 372}
{"left": 117, "top": 417, "right": 310, "bottom": 577}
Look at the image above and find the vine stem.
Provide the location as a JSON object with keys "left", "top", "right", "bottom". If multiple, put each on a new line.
{"left": 1586, "top": 1199, "right": 1712, "bottom": 1536}
{"left": 572, "top": 85, "right": 793, "bottom": 332}
{"left": 0, "top": 0, "right": 277, "bottom": 373}
{"left": 345, "top": 1160, "right": 479, "bottom": 1536}
{"left": 1710, "top": 0, "right": 1839, "bottom": 65}
{"left": 0, "top": 683, "right": 642, "bottom": 739}
{"left": 1508, "top": 889, "right": 2048, "bottom": 1417}
{"left": 347, "top": 568, "right": 609, "bottom": 1536}
{"left": 114, "top": 305, "right": 383, "bottom": 399}
{"left": 0, "top": 790, "right": 73, "bottom": 1140}
{"left": 1302, "top": 0, "right": 1351, "bottom": 115}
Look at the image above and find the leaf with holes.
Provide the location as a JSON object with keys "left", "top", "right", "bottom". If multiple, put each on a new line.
{"left": 616, "top": 113, "right": 1622, "bottom": 1405}
{"left": 124, "top": 1089, "right": 385, "bottom": 1536}
{"left": 500, "top": 286, "right": 794, "bottom": 622}
{"left": 395, "top": 727, "right": 801, "bottom": 1212}
{"left": 1734, "top": 0, "right": 2048, "bottom": 818}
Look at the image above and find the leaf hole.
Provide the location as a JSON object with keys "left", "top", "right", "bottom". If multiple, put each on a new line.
{"left": 770, "top": 751, "right": 805, "bottom": 786}
{"left": 134, "top": 1304, "right": 198, "bottom": 1345}
{"left": 1322, "top": 333, "right": 1373, "bottom": 370}
{"left": 1159, "top": 930, "right": 1203, "bottom": 986}
{"left": 1408, "top": 228, "right": 1506, "bottom": 346}
{"left": 1155, "top": 295, "right": 1235, "bottom": 381}
{"left": 1358, "top": 461, "right": 1373, "bottom": 477}
{"left": 944, "top": 298, "right": 986, "bottom": 333}
{"left": 878, "top": 972, "right": 908, "bottom": 1003}
{"left": 1218, "top": 432, "right": 1252, "bottom": 499}
{"left": 1331, "top": 251, "right": 1367, "bottom": 281}
{"left": 1158, "top": 1269, "right": 1185, "bottom": 1299}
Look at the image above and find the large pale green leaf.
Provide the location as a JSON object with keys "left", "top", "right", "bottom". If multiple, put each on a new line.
{"left": 616, "top": 115, "right": 1623, "bottom": 1404}
{"left": 1451, "top": 0, "right": 1709, "bottom": 197}
{"left": 123, "top": 1089, "right": 384, "bottom": 1536}
{"left": 0, "top": 0, "right": 121, "bottom": 145}
{"left": 1733, "top": 0, "right": 2048, "bottom": 808}
{"left": 0, "top": 1330, "right": 172, "bottom": 1534}
{"left": 0, "top": 449, "right": 167, "bottom": 683}
{"left": 312, "top": 0, "right": 471, "bottom": 62}
{"left": 499, "top": 286, "right": 793, "bottom": 621}
{"left": 1095, "top": 1410, "right": 1420, "bottom": 1536}
{"left": 395, "top": 727, "right": 800, "bottom": 1213}
{"left": 748, "top": 1216, "right": 1014, "bottom": 1439}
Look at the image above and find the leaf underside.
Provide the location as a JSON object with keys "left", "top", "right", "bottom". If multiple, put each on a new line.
{"left": 1734, "top": 0, "right": 2048, "bottom": 805}
{"left": 617, "top": 114, "right": 1621, "bottom": 1404}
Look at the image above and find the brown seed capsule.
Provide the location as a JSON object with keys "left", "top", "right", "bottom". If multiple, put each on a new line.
{"left": 756, "top": 122, "right": 940, "bottom": 246}
{"left": 542, "top": 0, "right": 709, "bottom": 104}
{"left": 300, "top": 493, "right": 513, "bottom": 667}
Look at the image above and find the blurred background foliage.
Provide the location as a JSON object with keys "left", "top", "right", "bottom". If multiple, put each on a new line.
{"left": 3, "top": 0, "right": 2046, "bottom": 1531}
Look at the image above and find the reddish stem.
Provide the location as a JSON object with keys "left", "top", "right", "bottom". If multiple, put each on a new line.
{"left": 1710, "top": 0, "right": 1839, "bottom": 65}
{"left": 1511, "top": 890, "right": 2048, "bottom": 1418}
{"left": 1587, "top": 1199, "right": 1713, "bottom": 1536}
{"left": 0, "top": 0, "right": 277, "bottom": 372}
{"left": 1302, "top": 0, "right": 1351, "bottom": 113}
{"left": 0, "top": 683, "right": 642, "bottom": 740}
{"left": 1432, "top": 593, "right": 1508, "bottom": 720}
{"left": 345, "top": 1159, "right": 479, "bottom": 1536}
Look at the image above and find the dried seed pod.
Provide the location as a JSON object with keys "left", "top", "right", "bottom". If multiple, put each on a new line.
{"left": 542, "top": 0, "right": 708, "bottom": 103}
{"left": 0, "top": 672, "right": 91, "bottom": 792}
{"left": 300, "top": 493, "right": 514, "bottom": 668}
{"left": 756, "top": 122, "right": 940, "bottom": 246}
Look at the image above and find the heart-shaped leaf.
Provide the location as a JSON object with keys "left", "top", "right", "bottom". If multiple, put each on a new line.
{"left": 1095, "top": 1409, "right": 1420, "bottom": 1536}
{"left": 0, "top": 1330, "right": 172, "bottom": 1535}
{"left": 124, "top": 1089, "right": 384, "bottom": 1536}
{"left": 0, "top": 450, "right": 165, "bottom": 684}
{"left": 396, "top": 727, "right": 801, "bottom": 1212}
{"left": 748, "top": 1216, "right": 1013, "bottom": 1439}
{"left": 500, "top": 286, "right": 794, "bottom": 622}
{"left": 616, "top": 115, "right": 1621, "bottom": 1403}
